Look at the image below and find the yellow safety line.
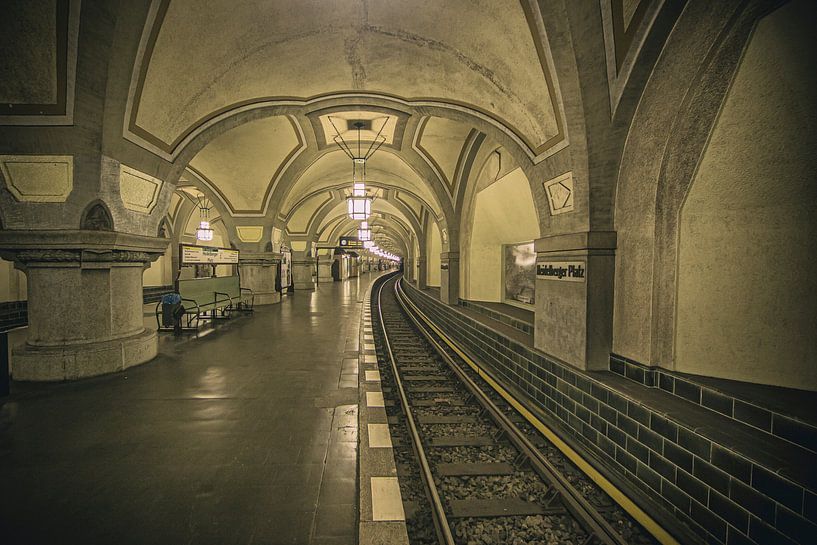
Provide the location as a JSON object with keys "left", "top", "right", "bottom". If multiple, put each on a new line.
{"left": 399, "top": 285, "right": 680, "bottom": 545}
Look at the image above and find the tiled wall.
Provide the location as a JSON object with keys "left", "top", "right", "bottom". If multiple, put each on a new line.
{"left": 610, "top": 355, "right": 817, "bottom": 455}
{"left": 458, "top": 300, "right": 533, "bottom": 335}
{"left": 0, "top": 301, "right": 27, "bottom": 331}
{"left": 0, "top": 287, "right": 175, "bottom": 332}
{"left": 143, "top": 285, "right": 174, "bottom": 304}
{"left": 403, "top": 282, "right": 817, "bottom": 545}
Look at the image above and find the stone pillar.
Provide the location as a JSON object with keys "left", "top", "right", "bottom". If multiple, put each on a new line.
{"left": 416, "top": 256, "right": 427, "bottom": 289}
{"left": 534, "top": 232, "right": 616, "bottom": 371}
{"left": 439, "top": 251, "right": 460, "bottom": 305}
{"left": 0, "top": 230, "right": 168, "bottom": 381}
{"left": 238, "top": 252, "right": 281, "bottom": 305}
{"left": 317, "top": 256, "right": 333, "bottom": 282}
{"left": 292, "top": 256, "right": 316, "bottom": 291}
{"left": 404, "top": 258, "right": 414, "bottom": 282}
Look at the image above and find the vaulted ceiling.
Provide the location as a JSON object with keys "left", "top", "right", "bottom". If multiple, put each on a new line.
{"left": 118, "top": 0, "right": 573, "bottom": 255}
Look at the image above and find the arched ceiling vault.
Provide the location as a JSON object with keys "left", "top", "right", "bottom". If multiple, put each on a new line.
{"left": 115, "top": 0, "right": 575, "bottom": 243}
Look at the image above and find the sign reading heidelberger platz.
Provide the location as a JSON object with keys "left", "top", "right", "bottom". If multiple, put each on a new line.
{"left": 536, "top": 261, "right": 586, "bottom": 282}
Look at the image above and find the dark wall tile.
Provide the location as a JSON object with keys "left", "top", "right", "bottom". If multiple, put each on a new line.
{"left": 626, "top": 436, "right": 649, "bottom": 464}
{"left": 628, "top": 401, "right": 650, "bottom": 426}
{"left": 734, "top": 401, "right": 771, "bottom": 432}
{"left": 708, "top": 489, "right": 749, "bottom": 532}
{"left": 776, "top": 504, "right": 817, "bottom": 545}
{"left": 663, "top": 479, "right": 692, "bottom": 513}
{"left": 694, "top": 457, "right": 730, "bottom": 495}
{"left": 675, "top": 379, "right": 702, "bottom": 404}
{"left": 638, "top": 425, "right": 663, "bottom": 453}
{"left": 678, "top": 469, "right": 709, "bottom": 504}
{"left": 649, "top": 452, "right": 677, "bottom": 482}
{"left": 729, "top": 478, "right": 775, "bottom": 523}
{"left": 711, "top": 445, "right": 751, "bottom": 484}
{"left": 616, "top": 446, "right": 637, "bottom": 473}
{"left": 650, "top": 413, "right": 679, "bottom": 442}
{"left": 804, "top": 490, "right": 817, "bottom": 523}
{"left": 748, "top": 517, "right": 798, "bottom": 545}
{"left": 691, "top": 500, "right": 727, "bottom": 543}
{"left": 636, "top": 460, "right": 662, "bottom": 493}
{"left": 664, "top": 441, "right": 694, "bottom": 473}
{"left": 751, "top": 466, "right": 803, "bottom": 512}
{"left": 773, "top": 415, "right": 817, "bottom": 453}
{"left": 701, "top": 389, "right": 734, "bottom": 417}
{"left": 679, "top": 427, "right": 712, "bottom": 461}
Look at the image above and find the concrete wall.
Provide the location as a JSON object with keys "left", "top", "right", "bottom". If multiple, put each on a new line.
{"left": 427, "top": 223, "right": 441, "bottom": 287}
{"left": 675, "top": 0, "right": 817, "bottom": 390}
{"left": 467, "top": 167, "right": 539, "bottom": 302}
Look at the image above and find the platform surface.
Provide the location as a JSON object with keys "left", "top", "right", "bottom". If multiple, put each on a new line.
{"left": 0, "top": 274, "right": 378, "bottom": 545}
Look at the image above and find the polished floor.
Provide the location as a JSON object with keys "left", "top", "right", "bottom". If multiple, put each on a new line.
{"left": 0, "top": 273, "right": 378, "bottom": 545}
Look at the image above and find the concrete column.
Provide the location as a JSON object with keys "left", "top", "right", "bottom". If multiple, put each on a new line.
{"left": 0, "top": 231, "right": 168, "bottom": 381}
{"left": 416, "top": 256, "right": 427, "bottom": 289}
{"left": 534, "top": 232, "right": 616, "bottom": 371}
{"left": 404, "top": 258, "right": 414, "bottom": 282}
{"left": 439, "top": 251, "right": 460, "bottom": 305}
{"left": 238, "top": 252, "right": 281, "bottom": 305}
{"left": 291, "top": 256, "right": 316, "bottom": 291}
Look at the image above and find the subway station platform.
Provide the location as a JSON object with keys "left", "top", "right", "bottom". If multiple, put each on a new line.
{"left": 0, "top": 273, "right": 384, "bottom": 545}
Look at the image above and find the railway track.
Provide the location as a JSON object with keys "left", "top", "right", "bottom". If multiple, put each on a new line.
{"left": 372, "top": 274, "right": 660, "bottom": 545}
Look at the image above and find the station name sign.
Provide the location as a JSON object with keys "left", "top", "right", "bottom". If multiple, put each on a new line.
{"left": 180, "top": 244, "right": 239, "bottom": 265}
{"left": 339, "top": 236, "right": 363, "bottom": 249}
{"left": 537, "top": 261, "right": 585, "bottom": 282}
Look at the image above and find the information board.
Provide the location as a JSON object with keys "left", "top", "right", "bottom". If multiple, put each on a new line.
{"left": 339, "top": 236, "right": 363, "bottom": 249}
{"left": 180, "top": 244, "right": 239, "bottom": 265}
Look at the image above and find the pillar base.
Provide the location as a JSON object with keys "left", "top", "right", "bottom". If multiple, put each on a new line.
{"left": 293, "top": 281, "right": 315, "bottom": 291}
{"left": 254, "top": 291, "right": 282, "bottom": 305}
{"left": 12, "top": 328, "right": 157, "bottom": 382}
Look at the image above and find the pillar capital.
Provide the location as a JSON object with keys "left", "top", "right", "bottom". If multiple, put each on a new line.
{"left": 0, "top": 229, "right": 169, "bottom": 268}
{"left": 238, "top": 251, "right": 282, "bottom": 267}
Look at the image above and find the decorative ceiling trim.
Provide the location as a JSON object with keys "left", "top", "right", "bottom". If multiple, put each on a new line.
{"left": 306, "top": 104, "right": 410, "bottom": 152}
{"left": 0, "top": 0, "right": 80, "bottom": 126}
{"left": 601, "top": 0, "right": 666, "bottom": 114}
{"left": 412, "top": 116, "right": 476, "bottom": 195}
{"left": 183, "top": 115, "right": 305, "bottom": 217}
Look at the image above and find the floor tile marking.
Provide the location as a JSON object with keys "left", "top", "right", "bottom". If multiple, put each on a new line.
{"left": 366, "top": 391, "right": 385, "bottom": 407}
{"left": 371, "top": 477, "right": 405, "bottom": 521}
{"left": 367, "top": 424, "right": 393, "bottom": 448}
{"left": 365, "top": 370, "right": 381, "bottom": 382}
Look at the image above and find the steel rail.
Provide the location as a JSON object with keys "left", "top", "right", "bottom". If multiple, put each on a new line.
{"left": 393, "top": 277, "right": 631, "bottom": 545}
{"left": 374, "top": 275, "right": 456, "bottom": 545}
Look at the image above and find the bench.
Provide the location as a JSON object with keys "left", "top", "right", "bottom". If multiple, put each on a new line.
{"left": 155, "top": 276, "right": 253, "bottom": 331}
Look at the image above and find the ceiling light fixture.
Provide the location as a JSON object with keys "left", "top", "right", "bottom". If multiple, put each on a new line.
{"left": 328, "top": 117, "right": 388, "bottom": 221}
{"left": 195, "top": 194, "right": 214, "bottom": 242}
{"left": 358, "top": 220, "right": 371, "bottom": 241}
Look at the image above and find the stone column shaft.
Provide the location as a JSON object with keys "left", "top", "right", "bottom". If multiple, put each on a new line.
{"left": 291, "top": 257, "right": 316, "bottom": 291}
{"left": 534, "top": 231, "right": 616, "bottom": 371}
{"left": 440, "top": 251, "right": 460, "bottom": 305}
